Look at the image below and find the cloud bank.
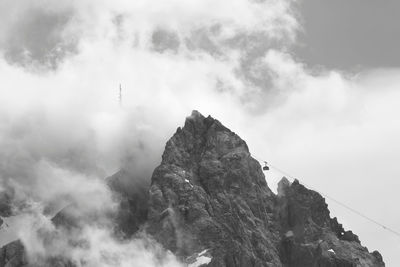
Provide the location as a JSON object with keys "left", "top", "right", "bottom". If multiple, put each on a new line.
{"left": 0, "top": 0, "right": 299, "bottom": 208}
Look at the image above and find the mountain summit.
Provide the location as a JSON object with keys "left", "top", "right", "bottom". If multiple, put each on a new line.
{"left": 146, "top": 110, "right": 279, "bottom": 265}
{"left": 0, "top": 111, "right": 384, "bottom": 267}
{"left": 143, "top": 110, "right": 384, "bottom": 266}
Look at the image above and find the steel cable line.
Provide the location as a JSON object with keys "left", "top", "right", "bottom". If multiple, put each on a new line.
{"left": 252, "top": 155, "right": 400, "bottom": 238}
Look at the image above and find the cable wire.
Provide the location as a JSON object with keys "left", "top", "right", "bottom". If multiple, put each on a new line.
{"left": 252, "top": 154, "right": 400, "bottom": 238}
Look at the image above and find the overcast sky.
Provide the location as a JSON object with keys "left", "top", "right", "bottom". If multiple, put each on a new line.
{"left": 0, "top": 0, "right": 399, "bottom": 266}
{"left": 296, "top": 0, "right": 400, "bottom": 69}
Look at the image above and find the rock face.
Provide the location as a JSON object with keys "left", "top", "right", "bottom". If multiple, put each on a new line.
{"left": 0, "top": 111, "right": 385, "bottom": 267}
{"left": 107, "top": 169, "right": 149, "bottom": 237}
{"left": 0, "top": 190, "right": 13, "bottom": 217}
{"left": 146, "top": 111, "right": 281, "bottom": 266}
{"left": 145, "top": 111, "right": 384, "bottom": 266}
{"left": 0, "top": 241, "right": 26, "bottom": 267}
{"left": 277, "top": 179, "right": 384, "bottom": 267}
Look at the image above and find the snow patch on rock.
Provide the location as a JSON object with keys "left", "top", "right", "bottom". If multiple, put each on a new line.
{"left": 185, "top": 179, "right": 194, "bottom": 188}
{"left": 188, "top": 249, "right": 212, "bottom": 267}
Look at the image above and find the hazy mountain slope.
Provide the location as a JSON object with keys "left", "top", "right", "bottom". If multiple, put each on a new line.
{"left": 0, "top": 111, "right": 384, "bottom": 267}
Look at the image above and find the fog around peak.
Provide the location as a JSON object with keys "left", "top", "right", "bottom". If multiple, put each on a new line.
{"left": 0, "top": 0, "right": 400, "bottom": 265}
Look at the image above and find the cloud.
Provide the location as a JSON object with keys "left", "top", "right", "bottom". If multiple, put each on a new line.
{"left": 235, "top": 61, "right": 400, "bottom": 266}
{"left": 0, "top": 0, "right": 298, "bottom": 69}
{"left": 0, "top": 0, "right": 300, "bottom": 203}
{"left": 0, "top": 0, "right": 75, "bottom": 69}
{"left": 0, "top": 0, "right": 300, "bottom": 265}
{"left": 12, "top": 206, "right": 183, "bottom": 267}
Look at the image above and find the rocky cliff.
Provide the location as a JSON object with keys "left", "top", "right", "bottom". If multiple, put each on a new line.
{"left": 277, "top": 178, "right": 383, "bottom": 267}
{"left": 146, "top": 111, "right": 281, "bottom": 266}
{"left": 143, "top": 111, "right": 384, "bottom": 267}
{"left": 0, "top": 111, "right": 385, "bottom": 267}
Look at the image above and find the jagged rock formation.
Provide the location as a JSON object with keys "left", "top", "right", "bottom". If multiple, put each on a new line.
{"left": 107, "top": 169, "right": 149, "bottom": 237}
{"left": 144, "top": 111, "right": 384, "bottom": 266}
{"left": 277, "top": 178, "right": 383, "bottom": 267}
{"left": 146, "top": 111, "right": 281, "bottom": 266}
{"left": 0, "top": 190, "right": 13, "bottom": 217}
{"left": 0, "top": 240, "right": 26, "bottom": 267}
{"left": 0, "top": 111, "right": 385, "bottom": 267}
{"left": 0, "top": 240, "right": 73, "bottom": 267}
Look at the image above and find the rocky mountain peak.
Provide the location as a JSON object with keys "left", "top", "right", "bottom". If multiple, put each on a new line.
{"left": 146, "top": 111, "right": 384, "bottom": 266}
{"left": 148, "top": 111, "right": 278, "bottom": 265}
{"left": 161, "top": 110, "right": 250, "bottom": 168}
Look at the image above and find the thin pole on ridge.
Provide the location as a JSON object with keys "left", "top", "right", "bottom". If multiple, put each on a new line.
{"left": 119, "top": 84, "right": 122, "bottom": 107}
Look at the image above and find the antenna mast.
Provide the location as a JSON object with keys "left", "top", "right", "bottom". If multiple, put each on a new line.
{"left": 119, "top": 84, "right": 122, "bottom": 107}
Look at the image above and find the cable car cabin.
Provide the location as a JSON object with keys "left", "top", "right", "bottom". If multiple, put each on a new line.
{"left": 263, "top": 162, "right": 269, "bottom": 171}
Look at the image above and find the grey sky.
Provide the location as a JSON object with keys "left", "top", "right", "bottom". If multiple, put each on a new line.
{"left": 0, "top": 4, "right": 74, "bottom": 69}
{"left": 296, "top": 0, "right": 400, "bottom": 69}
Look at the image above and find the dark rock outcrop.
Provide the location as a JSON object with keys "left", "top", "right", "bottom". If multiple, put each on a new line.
{"left": 144, "top": 111, "right": 385, "bottom": 266}
{"left": 0, "top": 239, "right": 74, "bottom": 267}
{"left": 277, "top": 179, "right": 384, "bottom": 267}
{"left": 107, "top": 169, "right": 149, "bottom": 237}
{"left": 0, "top": 240, "right": 26, "bottom": 267}
{"left": 51, "top": 204, "right": 82, "bottom": 230}
{"left": 0, "top": 190, "right": 13, "bottom": 217}
{"left": 146, "top": 110, "right": 281, "bottom": 266}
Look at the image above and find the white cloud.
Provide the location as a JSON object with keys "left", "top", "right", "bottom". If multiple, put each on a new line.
{"left": 13, "top": 208, "right": 183, "bottom": 267}
{"left": 0, "top": 1, "right": 299, "bottom": 265}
